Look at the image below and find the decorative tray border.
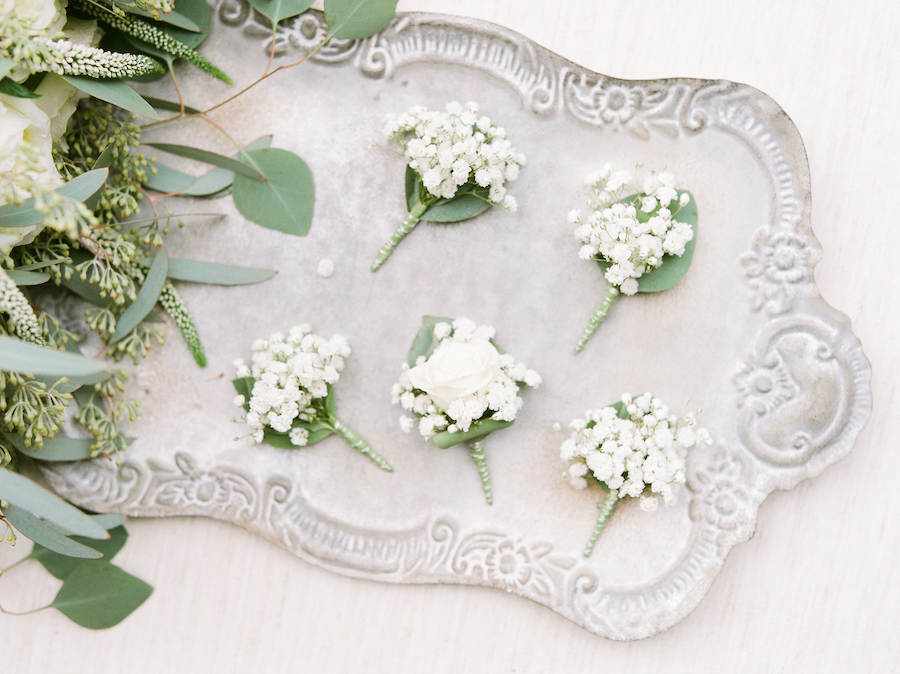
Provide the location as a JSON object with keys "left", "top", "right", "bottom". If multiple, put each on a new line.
{"left": 43, "top": 8, "right": 871, "bottom": 640}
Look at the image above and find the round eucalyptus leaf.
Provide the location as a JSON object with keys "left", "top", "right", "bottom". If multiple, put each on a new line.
{"left": 232, "top": 149, "right": 314, "bottom": 236}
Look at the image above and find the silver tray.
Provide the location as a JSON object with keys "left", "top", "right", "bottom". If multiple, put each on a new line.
{"left": 43, "top": 6, "right": 871, "bottom": 640}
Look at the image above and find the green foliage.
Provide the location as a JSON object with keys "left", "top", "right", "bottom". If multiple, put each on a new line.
{"left": 0, "top": 76, "right": 40, "bottom": 98}
{"left": 325, "top": 0, "right": 399, "bottom": 40}
{"left": 31, "top": 525, "right": 128, "bottom": 579}
{"left": 596, "top": 190, "right": 698, "bottom": 293}
{"left": 109, "top": 249, "right": 168, "bottom": 344}
{"left": 249, "top": 0, "right": 315, "bottom": 26}
{"left": 407, "top": 315, "right": 453, "bottom": 367}
{"left": 232, "top": 149, "right": 315, "bottom": 235}
{"left": 146, "top": 143, "right": 266, "bottom": 181}
{"left": 162, "top": 258, "right": 276, "bottom": 286}
{"left": 432, "top": 419, "right": 514, "bottom": 449}
{"left": 0, "top": 337, "right": 105, "bottom": 378}
{"left": 405, "top": 167, "right": 491, "bottom": 223}
{"left": 3, "top": 504, "right": 104, "bottom": 559}
{"left": 50, "top": 560, "right": 153, "bottom": 629}
{"left": 62, "top": 76, "right": 161, "bottom": 120}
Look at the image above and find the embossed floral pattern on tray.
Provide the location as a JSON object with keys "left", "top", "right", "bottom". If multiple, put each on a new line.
{"left": 42, "top": 8, "right": 871, "bottom": 640}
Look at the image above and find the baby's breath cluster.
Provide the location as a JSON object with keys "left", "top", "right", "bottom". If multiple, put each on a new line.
{"left": 393, "top": 318, "right": 541, "bottom": 440}
{"left": 385, "top": 101, "right": 524, "bottom": 209}
{"left": 569, "top": 165, "right": 694, "bottom": 296}
{"left": 234, "top": 325, "right": 351, "bottom": 445}
{"left": 561, "top": 392, "right": 711, "bottom": 511}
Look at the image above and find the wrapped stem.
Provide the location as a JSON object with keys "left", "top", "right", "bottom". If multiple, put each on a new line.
{"left": 332, "top": 418, "right": 393, "bottom": 472}
{"left": 371, "top": 200, "right": 429, "bottom": 271}
{"left": 574, "top": 286, "right": 619, "bottom": 354}
{"left": 469, "top": 440, "right": 493, "bottom": 505}
{"left": 583, "top": 488, "right": 619, "bottom": 557}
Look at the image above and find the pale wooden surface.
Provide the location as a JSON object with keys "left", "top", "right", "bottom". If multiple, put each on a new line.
{"left": 2, "top": 0, "right": 897, "bottom": 671}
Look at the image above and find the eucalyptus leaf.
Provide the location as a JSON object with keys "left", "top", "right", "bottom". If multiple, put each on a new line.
{"left": 32, "top": 526, "right": 128, "bottom": 579}
{"left": 433, "top": 419, "right": 514, "bottom": 449}
{"left": 0, "top": 468, "right": 108, "bottom": 539}
{"left": 142, "top": 163, "right": 196, "bottom": 194}
{"left": 6, "top": 434, "right": 93, "bottom": 462}
{"left": 248, "top": 0, "right": 314, "bottom": 25}
{"left": 324, "top": 0, "right": 398, "bottom": 40}
{"left": 232, "top": 148, "right": 314, "bottom": 235}
{"left": 60, "top": 268, "right": 109, "bottom": 306}
{"left": 0, "top": 336, "right": 106, "bottom": 377}
{"left": 13, "top": 259, "right": 71, "bottom": 272}
{"left": 597, "top": 190, "right": 697, "bottom": 293}
{"left": 157, "top": 0, "right": 211, "bottom": 49}
{"left": 182, "top": 136, "right": 272, "bottom": 196}
{"left": 0, "top": 168, "right": 108, "bottom": 229}
{"left": 92, "top": 143, "right": 115, "bottom": 170}
{"left": 159, "top": 258, "right": 276, "bottom": 285}
{"left": 0, "top": 77, "right": 40, "bottom": 98}
{"left": 108, "top": 248, "right": 169, "bottom": 344}
{"left": 146, "top": 143, "right": 265, "bottom": 181}
{"left": 50, "top": 561, "right": 152, "bottom": 629}
{"left": 7, "top": 270, "right": 49, "bottom": 285}
{"left": 142, "top": 96, "right": 201, "bottom": 115}
{"left": 62, "top": 76, "right": 162, "bottom": 120}
{"left": 3, "top": 505, "right": 103, "bottom": 559}
{"left": 127, "top": 6, "right": 202, "bottom": 32}
{"left": 407, "top": 315, "right": 453, "bottom": 366}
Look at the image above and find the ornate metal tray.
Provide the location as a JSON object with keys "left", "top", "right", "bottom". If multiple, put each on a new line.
{"left": 43, "top": 6, "right": 871, "bottom": 640}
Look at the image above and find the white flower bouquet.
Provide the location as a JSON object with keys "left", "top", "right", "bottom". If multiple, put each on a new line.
{"left": 393, "top": 317, "right": 541, "bottom": 504}
{"left": 568, "top": 166, "right": 698, "bottom": 353}
{"left": 233, "top": 325, "right": 391, "bottom": 472}
{"left": 371, "top": 102, "right": 525, "bottom": 271}
{"left": 560, "top": 392, "right": 711, "bottom": 556}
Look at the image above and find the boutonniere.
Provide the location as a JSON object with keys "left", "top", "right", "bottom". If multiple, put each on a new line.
{"left": 560, "top": 392, "right": 711, "bottom": 556}
{"left": 569, "top": 166, "right": 697, "bottom": 353}
{"left": 371, "top": 102, "right": 525, "bottom": 271}
{"left": 393, "top": 317, "right": 540, "bottom": 504}
{"left": 233, "top": 324, "right": 391, "bottom": 471}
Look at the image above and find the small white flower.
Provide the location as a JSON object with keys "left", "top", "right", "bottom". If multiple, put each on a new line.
{"left": 289, "top": 427, "right": 309, "bottom": 446}
{"left": 233, "top": 394, "right": 245, "bottom": 407}
{"left": 399, "top": 415, "right": 414, "bottom": 433}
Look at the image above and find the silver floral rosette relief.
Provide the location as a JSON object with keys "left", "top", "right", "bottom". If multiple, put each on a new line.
{"left": 42, "top": 6, "right": 871, "bottom": 640}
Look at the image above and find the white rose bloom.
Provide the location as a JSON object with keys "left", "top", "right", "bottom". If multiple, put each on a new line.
{"left": 406, "top": 337, "right": 501, "bottom": 412}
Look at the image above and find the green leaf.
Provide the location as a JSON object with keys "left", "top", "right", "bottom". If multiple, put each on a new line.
{"left": 142, "top": 163, "right": 196, "bottom": 194}
{"left": 93, "top": 143, "right": 115, "bottom": 170}
{"left": 142, "top": 96, "right": 201, "bottom": 115}
{"left": 324, "top": 0, "right": 398, "bottom": 40}
{"left": 3, "top": 505, "right": 103, "bottom": 559}
{"left": 0, "top": 57, "right": 14, "bottom": 80}
{"left": 0, "top": 468, "right": 108, "bottom": 539}
{"left": 0, "top": 76, "right": 41, "bottom": 98}
{"left": 109, "top": 248, "right": 169, "bottom": 344}
{"left": 611, "top": 400, "right": 629, "bottom": 419}
{"left": 128, "top": 6, "right": 202, "bottom": 32}
{"left": 403, "top": 167, "right": 490, "bottom": 223}
{"left": 232, "top": 376, "right": 254, "bottom": 404}
{"left": 13, "top": 259, "right": 71, "bottom": 272}
{"left": 62, "top": 76, "right": 162, "bottom": 120}
{"left": 6, "top": 433, "right": 94, "bottom": 462}
{"left": 50, "top": 561, "right": 152, "bottom": 629}
{"left": 598, "top": 190, "right": 698, "bottom": 293}
{"left": 0, "top": 336, "right": 106, "bottom": 377}
{"left": 232, "top": 148, "right": 314, "bottom": 235}
{"left": 156, "top": 0, "right": 211, "bottom": 49}
{"left": 60, "top": 270, "right": 108, "bottom": 307}
{"left": 263, "top": 421, "right": 333, "bottom": 449}
{"left": 325, "top": 383, "right": 337, "bottom": 417}
{"left": 160, "top": 258, "right": 276, "bottom": 285}
{"left": 182, "top": 136, "right": 273, "bottom": 196}
{"left": 432, "top": 419, "right": 514, "bottom": 449}
{"left": 32, "top": 526, "right": 128, "bottom": 579}
{"left": 407, "top": 316, "right": 453, "bottom": 367}
{"left": 0, "top": 168, "right": 108, "bottom": 229}
{"left": 145, "top": 143, "right": 266, "bottom": 181}
{"left": 249, "top": 0, "right": 314, "bottom": 25}
{"left": 7, "top": 270, "right": 49, "bottom": 285}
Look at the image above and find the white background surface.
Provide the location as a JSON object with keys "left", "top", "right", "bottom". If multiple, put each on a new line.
{"left": 2, "top": 0, "right": 898, "bottom": 671}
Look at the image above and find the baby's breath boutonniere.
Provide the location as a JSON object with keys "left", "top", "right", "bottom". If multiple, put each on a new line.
{"left": 233, "top": 324, "right": 391, "bottom": 471}
{"left": 569, "top": 166, "right": 698, "bottom": 353}
{"left": 371, "top": 102, "right": 525, "bottom": 271}
{"left": 393, "top": 317, "right": 540, "bottom": 504}
{"left": 560, "top": 393, "right": 711, "bottom": 557}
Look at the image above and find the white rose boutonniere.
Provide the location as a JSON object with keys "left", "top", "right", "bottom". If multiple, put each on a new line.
{"left": 233, "top": 324, "right": 392, "bottom": 472}
{"left": 559, "top": 392, "right": 712, "bottom": 557}
{"left": 568, "top": 165, "right": 698, "bottom": 353}
{"left": 394, "top": 317, "right": 541, "bottom": 504}
{"left": 371, "top": 101, "right": 525, "bottom": 271}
